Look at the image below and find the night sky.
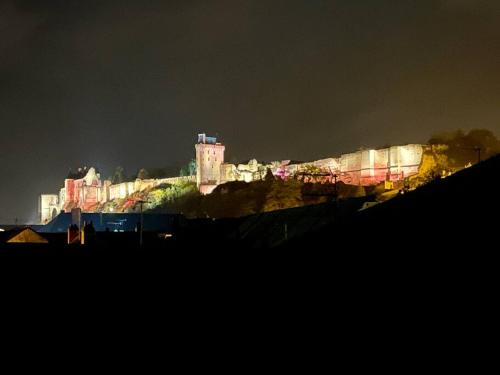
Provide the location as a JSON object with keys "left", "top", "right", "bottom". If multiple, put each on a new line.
{"left": 1, "top": 0, "right": 500, "bottom": 223}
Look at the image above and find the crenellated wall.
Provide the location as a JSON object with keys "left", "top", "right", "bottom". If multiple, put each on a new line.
{"left": 39, "top": 165, "right": 196, "bottom": 221}
{"left": 38, "top": 133, "right": 426, "bottom": 223}
{"left": 107, "top": 176, "right": 196, "bottom": 201}
{"left": 218, "top": 144, "right": 425, "bottom": 186}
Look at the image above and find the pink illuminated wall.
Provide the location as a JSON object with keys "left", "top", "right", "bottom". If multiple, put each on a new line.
{"left": 337, "top": 145, "right": 424, "bottom": 185}
{"left": 62, "top": 169, "right": 103, "bottom": 212}
{"left": 270, "top": 144, "right": 424, "bottom": 186}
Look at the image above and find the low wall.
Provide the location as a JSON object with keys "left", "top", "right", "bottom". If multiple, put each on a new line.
{"left": 107, "top": 175, "right": 196, "bottom": 201}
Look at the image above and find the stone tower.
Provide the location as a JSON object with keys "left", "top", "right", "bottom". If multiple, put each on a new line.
{"left": 195, "top": 133, "right": 225, "bottom": 194}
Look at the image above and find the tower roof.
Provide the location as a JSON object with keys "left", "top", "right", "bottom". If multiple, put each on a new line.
{"left": 198, "top": 133, "right": 219, "bottom": 144}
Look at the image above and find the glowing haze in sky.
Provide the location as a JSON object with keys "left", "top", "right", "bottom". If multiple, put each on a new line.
{"left": 1, "top": 0, "right": 500, "bottom": 222}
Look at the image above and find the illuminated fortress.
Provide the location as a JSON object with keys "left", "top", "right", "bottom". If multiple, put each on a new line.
{"left": 39, "top": 133, "right": 425, "bottom": 223}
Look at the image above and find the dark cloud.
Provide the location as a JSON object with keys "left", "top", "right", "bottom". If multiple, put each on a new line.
{"left": 1, "top": 0, "right": 500, "bottom": 222}
{"left": 441, "top": 0, "right": 500, "bottom": 12}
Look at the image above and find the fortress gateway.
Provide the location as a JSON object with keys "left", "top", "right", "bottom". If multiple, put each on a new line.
{"left": 39, "top": 134, "right": 425, "bottom": 223}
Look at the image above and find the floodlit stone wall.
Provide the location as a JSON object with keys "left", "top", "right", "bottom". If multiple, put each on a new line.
{"left": 335, "top": 145, "right": 424, "bottom": 185}
{"left": 39, "top": 133, "right": 425, "bottom": 222}
{"left": 42, "top": 171, "right": 196, "bottom": 220}
{"left": 216, "top": 144, "right": 425, "bottom": 187}
{"left": 39, "top": 194, "right": 59, "bottom": 224}
{"left": 58, "top": 167, "right": 103, "bottom": 212}
{"left": 310, "top": 158, "right": 341, "bottom": 171}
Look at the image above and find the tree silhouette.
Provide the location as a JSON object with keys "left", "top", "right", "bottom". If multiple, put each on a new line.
{"left": 137, "top": 168, "right": 149, "bottom": 180}
{"left": 429, "top": 129, "right": 500, "bottom": 168}
{"left": 112, "top": 166, "right": 125, "bottom": 184}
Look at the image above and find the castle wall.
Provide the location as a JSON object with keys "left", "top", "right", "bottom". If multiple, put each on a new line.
{"left": 101, "top": 180, "right": 111, "bottom": 203}
{"left": 335, "top": 145, "right": 424, "bottom": 185}
{"left": 374, "top": 149, "right": 389, "bottom": 170}
{"left": 360, "top": 150, "right": 375, "bottom": 181}
{"left": 214, "top": 144, "right": 424, "bottom": 188}
{"left": 395, "top": 144, "right": 423, "bottom": 179}
{"left": 39, "top": 194, "right": 59, "bottom": 224}
{"left": 389, "top": 146, "right": 400, "bottom": 177}
{"left": 340, "top": 152, "right": 362, "bottom": 185}
{"left": 220, "top": 163, "right": 237, "bottom": 184}
{"left": 109, "top": 181, "right": 135, "bottom": 200}
{"left": 65, "top": 179, "right": 75, "bottom": 203}
{"left": 41, "top": 135, "right": 425, "bottom": 220}
{"left": 81, "top": 185, "right": 100, "bottom": 211}
{"left": 106, "top": 176, "right": 196, "bottom": 201}
{"left": 59, "top": 188, "right": 66, "bottom": 211}
{"left": 310, "top": 158, "right": 341, "bottom": 171}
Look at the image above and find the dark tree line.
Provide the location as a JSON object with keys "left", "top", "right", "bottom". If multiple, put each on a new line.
{"left": 429, "top": 129, "right": 500, "bottom": 168}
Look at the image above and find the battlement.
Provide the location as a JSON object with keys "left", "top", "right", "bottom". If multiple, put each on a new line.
{"left": 38, "top": 133, "right": 427, "bottom": 222}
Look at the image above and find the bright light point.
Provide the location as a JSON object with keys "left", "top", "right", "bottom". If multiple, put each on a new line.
{"left": 0, "top": 228, "right": 4, "bottom": 232}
